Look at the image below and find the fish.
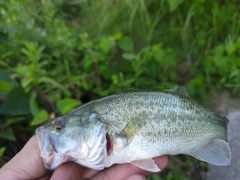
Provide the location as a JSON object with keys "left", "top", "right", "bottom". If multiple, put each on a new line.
{"left": 36, "top": 87, "right": 231, "bottom": 172}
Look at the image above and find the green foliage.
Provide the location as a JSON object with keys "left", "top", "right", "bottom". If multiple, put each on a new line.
{"left": 57, "top": 98, "right": 81, "bottom": 114}
{"left": 166, "top": 171, "right": 189, "bottom": 180}
{"left": 0, "top": 127, "right": 16, "bottom": 141}
{"left": 147, "top": 174, "right": 164, "bottom": 180}
{"left": 30, "top": 110, "right": 49, "bottom": 126}
{"left": 0, "top": 147, "right": 6, "bottom": 157}
{"left": 1, "top": 87, "right": 31, "bottom": 116}
{"left": 147, "top": 170, "right": 190, "bottom": 180}
{"left": 0, "top": 0, "right": 239, "bottom": 179}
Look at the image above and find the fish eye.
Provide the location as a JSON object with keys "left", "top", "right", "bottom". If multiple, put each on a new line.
{"left": 53, "top": 119, "right": 65, "bottom": 132}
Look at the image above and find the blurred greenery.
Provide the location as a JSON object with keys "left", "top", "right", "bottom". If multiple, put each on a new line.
{"left": 0, "top": 0, "right": 239, "bottom": 179}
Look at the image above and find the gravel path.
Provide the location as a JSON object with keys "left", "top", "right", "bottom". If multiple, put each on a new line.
{"left": 206, "top": 111, "right": 240, "bottom": 180}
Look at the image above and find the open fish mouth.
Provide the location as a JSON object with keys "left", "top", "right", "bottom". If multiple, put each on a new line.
{"left": 36, "top": 126, "right": 62, "bottom": 169}
{"left": 36, "top": 126, "right": 71, "bottom": 170}
{"left": 36, "top": 127, "right": 54, "bottom": 157}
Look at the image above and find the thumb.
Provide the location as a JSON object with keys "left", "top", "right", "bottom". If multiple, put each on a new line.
{"left": 0, "top": 135, "right": 47, "bottom": 179}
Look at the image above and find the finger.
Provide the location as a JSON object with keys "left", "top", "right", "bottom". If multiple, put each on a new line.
{"left": 0, "top": 136, "right": 47, "bottom": 179}
{"left": 90, "top": 155, "right": 168, "bottom": 180}
{"left": 125, "top": 174, "right": 146, "bottom": 180}
{"left": 146, "top": 156, "right": 168, "bottom": 177}
{"left": 38, "top": 171, "right": 53, "bottom": 180}
{"left": 83, "top": 168, "right": 100, "bottom": 179}
{"left": 50, "top": 162, "right": 85, "bottom": 180}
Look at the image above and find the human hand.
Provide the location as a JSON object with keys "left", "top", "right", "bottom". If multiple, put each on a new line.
{"left": 0, "top": 136, "right": 168, "bottom": 180}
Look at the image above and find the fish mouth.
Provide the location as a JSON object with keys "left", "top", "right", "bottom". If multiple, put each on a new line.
{"left": 36, "top": 126, "right": 61, "bottom": 170}
{"left": 36, "top": 127, "right": 74, "bottom": 170}
{"left": 36, "top": 126, "right": 54, "bottom": 158}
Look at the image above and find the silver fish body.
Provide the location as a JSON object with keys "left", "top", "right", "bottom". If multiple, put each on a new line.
{"left": 36, "top": 87, "right": 231, "bottom": 172}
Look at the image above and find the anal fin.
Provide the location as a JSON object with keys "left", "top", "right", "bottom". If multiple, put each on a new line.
{"left": 131, "top": 158, "right": 161, "bottom": 172}
{"left": 189, "top": 138, "right": 231, "bottom": 166}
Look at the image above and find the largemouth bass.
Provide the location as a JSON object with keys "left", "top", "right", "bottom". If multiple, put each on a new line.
{"left": 36, "top": 87, "right": 231, "bottom": 172}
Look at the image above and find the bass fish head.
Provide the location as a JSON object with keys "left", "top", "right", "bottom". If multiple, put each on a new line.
{"left": 36, "top": 113, "right": 108, "bottom": 170}
{"left": 36, "top": 116, "right": 84, "bottom": 170}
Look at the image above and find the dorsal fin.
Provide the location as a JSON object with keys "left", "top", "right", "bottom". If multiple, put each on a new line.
{"left": 165, "top": 86, "right": 190, "bottom": 97}
{"left": 223, "top": 116, "right": 229, "bottom": 125}
{"left": 216, "top": 115, "right": 229, "bottom": 125}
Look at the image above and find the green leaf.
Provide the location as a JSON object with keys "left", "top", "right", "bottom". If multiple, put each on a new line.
{"left": 38, "top": 77, "right": 71, "bottom": 97}
{"left": 0, "top": 81, "right": 12, "bottom": 93}
{"left": 7, "top": 87, "right": 27, "bottom": 98}
{"left": 0, "top": 147, "right": 6, "bottom": 157}
{"left": 99, "top": 38, "right": 115, "bottom": 53}
{"left": 30, "top": 109, "right": 49, "bottom": 126}
{"left": 0, "top": 68, "right": 13, "bottom": 82}
{"left": 57, "top": 98, "right": 81, "bottom": 114}
{"left": 213, "top": 44, "right": 225, "bottom": 56}
{"left": 153, "top": 49, "right": 164, "bottom": 62}
{"left": 113, "top": 32, "right": 123, "bottom": 40}
{"left": 93, "top": 87, "right": 110, "bottom": 97}
{"left": 3, "top": 117, "right": 27, "bottom": 127}
{"left": 147, "top": 173, "right": 163, "bottom": 180}
{"left": 2, "top": 97, "right": 30, "bottom": 115}
{"left": 29, "top": 91, "right": 39, "bottom": 117}
{"left": 0, "top": 127, "right": 16, "bottom": 141}
{"left": 167, "top": 0, "right": 183, "bottom": 12}
{"left": 118, "top": 36, "right": 134, "bottom": 52}
{"left": 122, "top": 53, "right": 136, "bottom": 60}
{"left": 21, "top": 78, "right": 32, "bottom": 89}
{"left": 225, "top": 36, "right": 236, "bottom": 55}
{"left": 0, "top": 87, "right": 31, "bottom": 115}
{"left": 0, "top": 32, "right": 8, "bottom": 42}
{"left": 0, "top": 51, "right": 14, "bottom": 59}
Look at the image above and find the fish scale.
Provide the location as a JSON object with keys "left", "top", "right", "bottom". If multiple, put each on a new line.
{"left": 36, "top": 87, "right": 231, "bottom": 172}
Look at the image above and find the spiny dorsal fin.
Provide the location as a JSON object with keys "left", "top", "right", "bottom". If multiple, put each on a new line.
{"left": 116, "top": 87, "right": 189, "bottom": 97}
{"left": 165, "top": 86, "right": 190, "bottom": 97}
{"left": 116, "top": 89, "right": 157, "bottom": 95}
{"left": 215, "top": 115, "right": 229, "bottom": 125}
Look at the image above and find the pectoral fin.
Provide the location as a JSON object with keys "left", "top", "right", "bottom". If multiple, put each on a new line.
{"left": 189, "top": 138, "right": 231, "bottom": 166}
{"left": 131, "top": 158, "right": 161, "bottom": 172}
{"left": 118, "top": 116, "right": 146, "bottom": 145}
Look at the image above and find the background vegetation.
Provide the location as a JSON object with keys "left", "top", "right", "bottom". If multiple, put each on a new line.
{"left": 0, "top": 0, "right": 239, "bottom": 179}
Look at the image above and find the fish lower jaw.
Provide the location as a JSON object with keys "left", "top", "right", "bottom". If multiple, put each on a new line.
{"left": 43, "top": 154, "right": 69, "bottom": 170}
